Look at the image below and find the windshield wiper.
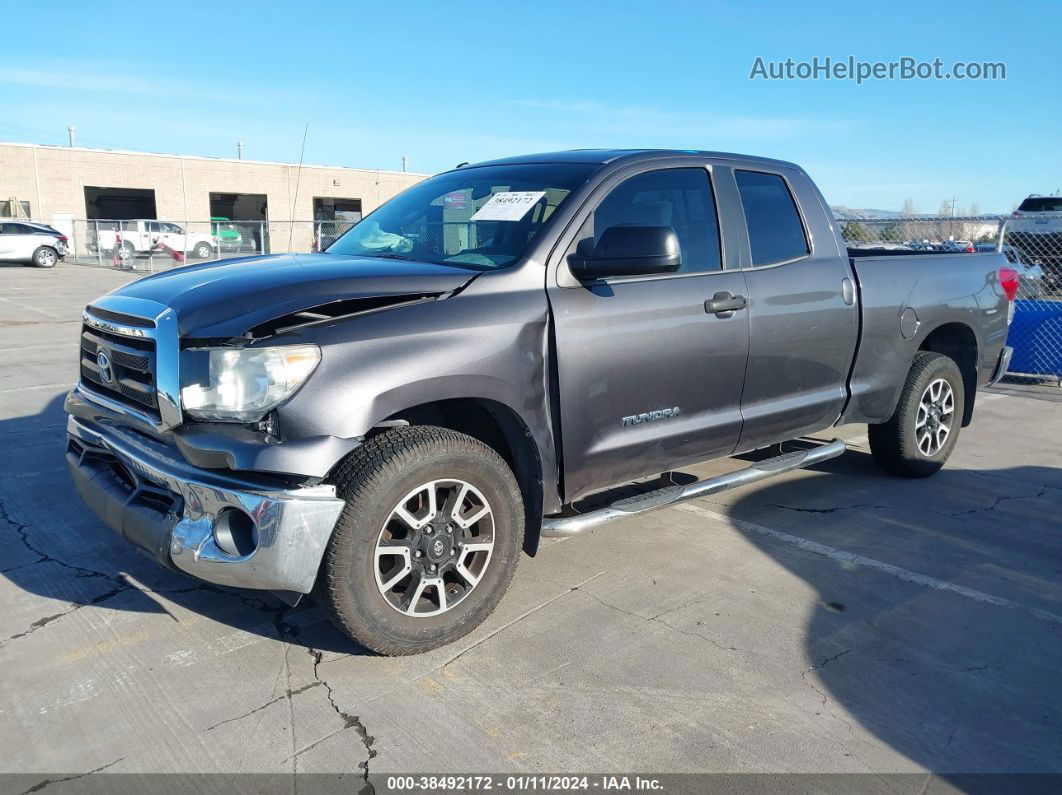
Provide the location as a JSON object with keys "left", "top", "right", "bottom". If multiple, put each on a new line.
{"left": 364, "top": 252, "right": 415, "bottom": 261}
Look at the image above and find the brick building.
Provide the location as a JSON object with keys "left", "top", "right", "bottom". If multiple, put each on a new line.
{"left": 0, "top": 141, "right": 427, "bottom": 254}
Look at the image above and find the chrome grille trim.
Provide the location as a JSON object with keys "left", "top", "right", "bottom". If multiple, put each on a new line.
{"left": 78, "top": 295, "right": 183, "bottom": 432}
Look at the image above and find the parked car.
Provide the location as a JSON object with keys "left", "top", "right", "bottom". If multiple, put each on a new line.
{"left": 941, "top": 240, "right": 976, "bottom": 253}
{"left": 0, "top": 221, "right": 69, "bottom": 267}
{"left": 91, "top": 220, "right": 218, "bottom": 261}
{"left": 975, "top": 243, "right": 1046, "bottom": 299}
{"left": 65, "top": 149, "right": 1014, "bottom": 655}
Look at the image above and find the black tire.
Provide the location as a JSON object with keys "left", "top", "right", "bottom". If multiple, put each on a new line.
{"left": 119, "top": 241, "right": 136, "bottom": 261}
{"left": 31, "top": 246, "right": 59, "bottom": 268}
{"left": 314, "top": 426, "right": 524, "bottom": 655}
{"left": 869, "top": 351, "right": 965, "bottom": 478}
{"left": 193, "top": 242, "right": 213, "bottom": 259}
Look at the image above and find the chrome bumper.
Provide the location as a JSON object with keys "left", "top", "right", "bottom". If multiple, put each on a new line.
{"left": 66, "top": 417, "right": 346, "bottom": 594}
{"left": 990, "top": 345, "right": 1014, "bottom": 385}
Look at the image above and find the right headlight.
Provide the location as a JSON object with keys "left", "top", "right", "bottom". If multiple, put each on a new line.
{"left": 180, "top": 345, "right": 320, "bottom": 423}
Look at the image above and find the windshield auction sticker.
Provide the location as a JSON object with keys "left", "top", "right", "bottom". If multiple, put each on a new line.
{"left": 470, "top": 191, "right": 546, "bottom": 222}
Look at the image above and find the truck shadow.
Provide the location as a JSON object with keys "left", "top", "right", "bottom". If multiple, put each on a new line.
{"left": 4, "top": 395, "right": 1061, "bottom": 769}
{"left": 0, "top": 395, "right": 362, "bottom": 655}
{"left": 723, "top": 448, "right": 1062, "bottom": 774}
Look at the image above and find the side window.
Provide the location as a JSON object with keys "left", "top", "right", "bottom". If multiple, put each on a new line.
{"left": 0, "top": 224, "right": 13, "bottom": 235}
{"left": 578, "top": 168, "right": 722, "bottom": 275}
{"left": 734, "top": 170, "right": 809, "bottom": 266}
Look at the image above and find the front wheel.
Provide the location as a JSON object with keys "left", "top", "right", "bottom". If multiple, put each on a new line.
{"left": 869, "top": 351, "right": 965, "bottom": 477}
{"left": 314, "top": 426, "right": 524, "bottom": 655}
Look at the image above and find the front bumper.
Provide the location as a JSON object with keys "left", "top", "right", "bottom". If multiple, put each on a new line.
{"left": 66, "top": 417, "right": 346, "bottom": 594}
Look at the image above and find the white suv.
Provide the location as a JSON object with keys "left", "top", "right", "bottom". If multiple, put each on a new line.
{"left": 0, "top": 222, "right": 69, "bottom": 267}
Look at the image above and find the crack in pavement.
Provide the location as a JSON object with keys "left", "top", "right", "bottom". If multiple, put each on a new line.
{"left": 801, "top": 649, "right": 856, "bottom": 735}
{"left": 306, "top": 647, "right": 377, "bottom": 789}
{"left": 574, "top": 586, "right": 753, "bottom": 655}
{"left": 761, "top": 484, "right": 1052, "bottom": 519}
{"left": 18, "top": 757, "right": 123, "bottom": 795}
{"left": 204, "top": 681, "right": 323, "bottom": 732}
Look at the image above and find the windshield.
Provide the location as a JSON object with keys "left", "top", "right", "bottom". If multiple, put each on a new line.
{"left": 325, "top": 163, "right": 596, "bottom": 269}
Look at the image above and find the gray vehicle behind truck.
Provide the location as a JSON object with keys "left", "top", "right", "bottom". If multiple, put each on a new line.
{"left": 65, "top": 149, "right": 1015, "bottom": 655}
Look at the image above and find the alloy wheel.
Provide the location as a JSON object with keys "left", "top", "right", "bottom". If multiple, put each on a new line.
{"left": 916, "top": 377, "right": 955, "bottom": 456}
{"left": 374, "top": 479, "right": 495, "bottom": 617}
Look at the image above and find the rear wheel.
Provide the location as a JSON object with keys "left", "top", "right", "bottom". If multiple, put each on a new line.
{"left": 31, "top": 246, "right": 58, "bottom": 268}
{"left": 869, "top": 351, "right": 965, "bottom": 477}
{"left": 314, "top": 426, "right": 523, "bottom": 655}
{"left": 193, "top": 242, "right": 213, "bottom": 259}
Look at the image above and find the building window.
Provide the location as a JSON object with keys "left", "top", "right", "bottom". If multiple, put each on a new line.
{"left": 1, "top": 199, "right": 32, "bottom": 218}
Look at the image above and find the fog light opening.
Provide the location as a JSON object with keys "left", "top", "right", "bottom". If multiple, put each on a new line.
{"left": 213, "top": 508, "right": 259, "bottom": 557}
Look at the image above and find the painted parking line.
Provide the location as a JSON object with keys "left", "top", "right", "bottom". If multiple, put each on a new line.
{"left": 0, "top": 382, "right": 74, "bottom": 394}
{"left": 677, "top": 502, "right": 1062, "bottom": 627}
{"left": 0, "top": 295, "right": 66, "bottom": 321}
{"left": 0, "top": 343, "right": 75, "bottom": 354}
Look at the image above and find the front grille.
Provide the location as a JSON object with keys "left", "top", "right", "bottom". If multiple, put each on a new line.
{"left": 85, "top": 305, "right": 157, "bottom": 328}
{"left": 80, "top": 325, "right": 159, "bottom": 416}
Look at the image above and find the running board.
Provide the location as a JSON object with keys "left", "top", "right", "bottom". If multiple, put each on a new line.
{"left": 540, "top": 439, "right": 847, "bottom": 537}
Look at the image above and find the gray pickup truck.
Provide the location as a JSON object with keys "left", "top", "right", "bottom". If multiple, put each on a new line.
{"left": 65, "top": 149, "right": 1015, "bottom": 655}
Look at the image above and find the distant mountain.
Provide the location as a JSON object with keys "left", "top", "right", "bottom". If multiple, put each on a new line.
{"left": 830, "top": 206, "right": 903, "bottom": 220}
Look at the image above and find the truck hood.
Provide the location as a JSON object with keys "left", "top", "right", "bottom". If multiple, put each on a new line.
{"left": 109, "top": 253, "right": 480, "bottom": 338}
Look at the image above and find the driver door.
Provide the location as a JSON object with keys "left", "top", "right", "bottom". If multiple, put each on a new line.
{"left": 547, "top": 165, "right": 751, "bottom": 501}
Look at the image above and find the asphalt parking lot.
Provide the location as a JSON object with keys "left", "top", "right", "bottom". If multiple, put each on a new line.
{"left": 1, "top": 262, "right": 1060, "bottom": 786}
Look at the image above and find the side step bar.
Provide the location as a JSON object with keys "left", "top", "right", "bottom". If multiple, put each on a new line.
{"left": 540, "top": 439, "right": 847, "bottom": 537}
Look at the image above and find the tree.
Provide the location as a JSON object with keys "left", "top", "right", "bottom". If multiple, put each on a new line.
{"left": 840, "top": 221, "right": 871, "bottom": 244}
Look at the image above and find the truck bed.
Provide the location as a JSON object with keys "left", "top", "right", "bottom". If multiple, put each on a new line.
{"left": 840, "top": 251, "right": 1010, "bottom": 426}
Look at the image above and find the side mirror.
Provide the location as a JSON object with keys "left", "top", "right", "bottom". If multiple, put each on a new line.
{"left": 568, "top": 226, "right": 681, "bottom": 280}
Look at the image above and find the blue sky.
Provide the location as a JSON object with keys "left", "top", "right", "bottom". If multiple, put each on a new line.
{"left": 2, "top": 0, "right": 1058, "bottom": 213}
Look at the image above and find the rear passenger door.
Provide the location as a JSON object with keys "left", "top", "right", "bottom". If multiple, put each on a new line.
{"left": 726, "top": 167, "right": 859, "bottom": 452}
{"left": 548, "top": 164, "right": 751, "bottom": 501}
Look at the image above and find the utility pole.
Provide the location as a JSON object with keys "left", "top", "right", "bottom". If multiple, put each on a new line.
{"left": 67, "top": 126, "right": 77, "bottom": 147}
{"left": 401, "top": 156, "right": 408, "bottom": 173}
{"left": 237, "top": 141, "right": 244, "bottom": 160}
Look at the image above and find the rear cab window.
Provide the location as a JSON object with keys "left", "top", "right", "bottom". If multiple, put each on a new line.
{"left": 735, "top": 170, "right": 810, "bottom": 266}
{"left": 1017, "top": 197, "right": 1062, "bottom": 212}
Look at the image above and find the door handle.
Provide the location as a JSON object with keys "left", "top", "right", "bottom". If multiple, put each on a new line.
{"left": 704, "top": 292, "right": 747, "bottom": 317}
{"left": 841, "top": 277, "right": 855, "bottom": 306}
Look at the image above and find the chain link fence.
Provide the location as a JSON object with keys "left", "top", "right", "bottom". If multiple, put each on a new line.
{"left": 839, "top": 213, "right": 1062, "bottom": 383}
{"left": 49, "top": 219, "right": 362, "bottom": 272}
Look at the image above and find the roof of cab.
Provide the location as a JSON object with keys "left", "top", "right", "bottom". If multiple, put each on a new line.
{"left": 463, "top": 148, "right": 801, "bottom": 170}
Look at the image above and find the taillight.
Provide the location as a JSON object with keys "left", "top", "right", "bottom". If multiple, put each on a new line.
{"left": 965, "top": 244, "right": 975, "bottom": 253}
{"left": 57, "top": 235, "right": 68, "bottom": 242}
{"left": 999, "top": 267, "right": 1020, "bottom": 301}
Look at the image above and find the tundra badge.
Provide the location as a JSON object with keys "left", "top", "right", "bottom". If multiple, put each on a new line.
{"left": 622, "top": 407, "right": 680, "bottom": 427}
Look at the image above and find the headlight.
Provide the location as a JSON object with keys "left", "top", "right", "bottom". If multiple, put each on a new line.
{"left": 180, "top": 345, "right": 320, "bottom": 422}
